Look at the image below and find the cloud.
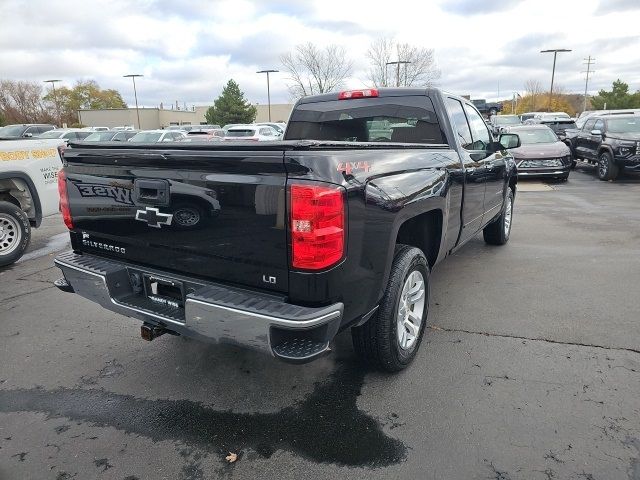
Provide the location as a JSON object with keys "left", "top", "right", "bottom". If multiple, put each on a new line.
{"left": 0, "top": 0, "right": 639, "bottom": 109}
{"left": 596, "top": 0, "right": 640, "bottom": 14}
{"left": 440, "top": 0, "right": 525, "bottom": 15}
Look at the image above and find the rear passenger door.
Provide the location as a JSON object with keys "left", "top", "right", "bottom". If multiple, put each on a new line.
{"left": 463, "top": 104, "right": 507, "bottom": 224}
{"left": 445, "top": 97, "right": 486, "bottom": 243}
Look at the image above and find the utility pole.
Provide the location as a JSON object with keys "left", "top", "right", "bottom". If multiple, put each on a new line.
{"left": 540, "top": 49, "right": 572, "bottom": 111}
{"left": 582, "top": 56, "right": 596, "bottom": 113}
{"left": 386, "top": 60, "right": 411, "bottom": 87}
{"left": 257, "top": 69, "right": 278, "bottom": 121}
{"left": 123, "top": 74, "right": 143, "bottom": 129}
{"left": 43, "top": 80, "right": 61, "bottom": 126}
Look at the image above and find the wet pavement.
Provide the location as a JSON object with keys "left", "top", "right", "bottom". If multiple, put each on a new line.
{"left": 1, "top": 164, "right": 639, "bottom": 480}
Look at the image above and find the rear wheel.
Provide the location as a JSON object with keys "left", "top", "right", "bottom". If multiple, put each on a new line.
{"left": 483, "top": 189, "right": 514, "bottom": 245}
{"left": 597, "top": 151, "right": 619, "bottom": 181}
{"left": 351, "top": 245, "right": 429, "bottom": 372}
{"left": 170, "top": 203, "right": 208, "bottom": 229}
{"left": 0, "top": 201, "right": 31, "bottom": 267}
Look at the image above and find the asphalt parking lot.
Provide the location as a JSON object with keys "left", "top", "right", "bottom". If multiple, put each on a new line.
{"left": 1, "top": 163, "right": 639, "bottom": 480}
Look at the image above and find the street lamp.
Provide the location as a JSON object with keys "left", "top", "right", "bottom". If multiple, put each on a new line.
{"left": 540, "top": 49, "right": 572, "bottom": 111}
{"left": 256, "top": 69, "right": 278, "bottom": 122}
{"left": 386, "top": 61, "right": 411, "bottom": 87}
{"left": 123, "top": 74, "right": 143, "bottom": 129}
{"left": 43, "top": 79, "right": 61, "bottom": 126}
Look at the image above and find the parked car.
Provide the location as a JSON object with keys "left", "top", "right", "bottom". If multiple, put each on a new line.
{"left": 167, "top": 125, "right": 195, "bottom": 132}
{"left": 112, "top": 126, "right": 135, "bottom": 131}
{"left": 499, "top": 125, "right": 572, "bottom": 181}
{"left": 36, "top": 129, "right": 92, "bottom": 142}
{"left": 489, "top": 115, "right": 522, "bottom": 135}
{"left": 222, "top": 123, "right": 244, "bottom": 132}
{"left": 182, "top": 129, "right": 225, "bottom": 141}
{"left": 224, "top": 125, "right": 280, "bottom": 141}
{"left": 0, "top": 138, "right": 65, "bottom": 265}
{"left": 471, "top": 99, "right": 502, "bottom": 116}
{"left": 81, "top": 126, "right": 110, "bottom": 132}
{"left": 256, "top": 122, "right": 285, "bottom": 138}
{"left": 520, "top": 112, "right": 546, "bottom": 122}
{"left": 54, "top": 87, "right": 517, "bottom": 372}
{"left": 128, "top": 130, "right": 187, "bottom": 143}
{"left": 575, "top": 109, "right": 640, "bottom": 129}
{"left": 83, "top": 131, "right": 138, "bottom": 142}
{"left": 0, "top": 124, "right": 56, "bottom": 139}
{"left": 534, "top": 118, "right": 577, "bottom": 143}
{"left": 573, "top": 114, "right": 640, "bottom": 180}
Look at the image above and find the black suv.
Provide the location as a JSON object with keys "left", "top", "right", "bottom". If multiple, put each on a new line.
{"left": 574, "top": 114, "right": 640, "bottom": 180}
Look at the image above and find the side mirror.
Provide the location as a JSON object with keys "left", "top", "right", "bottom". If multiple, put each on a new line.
{"left": 499, "top": 133, "right": 521, "bottom": 149}
{"left": 590, "top": 129, "right": 602, "bottom": 136}
{"left": 23, "top": 132, "right": 33, "bottom": 138}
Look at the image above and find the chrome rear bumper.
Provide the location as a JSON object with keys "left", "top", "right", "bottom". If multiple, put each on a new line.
{"left": 54, "top": 251, "right": 343, "bottom": 363}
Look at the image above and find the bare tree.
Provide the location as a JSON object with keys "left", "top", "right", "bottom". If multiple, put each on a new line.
{"left": 0, "top": 80, "right": 53, "bottom": 124}
{"left": 524, "top": 79, "right": 543, "bottom": 110}
{"left": 367, "top": 37, "right": 441, "bottom": 88}
{"left": 280, "top": 43, "right": 353, "bottom": 99}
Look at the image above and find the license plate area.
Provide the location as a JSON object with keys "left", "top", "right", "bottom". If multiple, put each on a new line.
{"left": 143, "top": 274, "right": 185, "bottom": 309}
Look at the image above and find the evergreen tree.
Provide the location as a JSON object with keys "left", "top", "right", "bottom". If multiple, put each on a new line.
{"left": 205, "top": 80, "right": 257, "bottom": 125}
{"left": 591, "top": 79, "right": 640, "bottom": 110}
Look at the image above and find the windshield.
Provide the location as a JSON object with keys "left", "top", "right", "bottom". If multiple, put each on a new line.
{"left": 286, "top": 96, "right": 445, "bottom": 143}
{"left": 495, "top": 116, "right": 521, "bottom": 126}
{"left": 37, "top": 130, "right": 64, "bottom": 138}
{"left": 607, "top": 118, "right": 640, "bottom": 133}
{"left": 129, "top": 132, "right": 162, "bottom": 142}
{"left": 226, "top": 129, "right": 256, "bottom": 137}
{"left": 517, "top": 128, "right": 558, "bottom": 144}
{"left": 84, "top": 132, "right": 116, "bottom": 141}
{"left": 0, "top": 125, "right": 26, "bottom": 136}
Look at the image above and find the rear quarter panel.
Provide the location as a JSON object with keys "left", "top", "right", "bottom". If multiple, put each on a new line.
{"left": 285, "top": 148, "right": 462, "bottom": 327}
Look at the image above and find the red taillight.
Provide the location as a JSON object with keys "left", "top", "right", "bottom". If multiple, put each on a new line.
{"left": 338, "top": 89, "right": 379, "bottom": 100}
{"left": 57, "top": 170, "right": 73, "bottom": 229}
{"left": 290, "top": 183, "right": 345, "bottom": 270}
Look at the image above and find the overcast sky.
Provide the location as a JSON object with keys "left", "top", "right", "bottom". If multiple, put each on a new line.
{"left": 1, "top": 0, "right": 639, "bottom": 108}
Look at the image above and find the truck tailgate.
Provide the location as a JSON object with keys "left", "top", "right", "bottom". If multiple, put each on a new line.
{"left": 62, "top": 146, "right": 289, "bottom": 293}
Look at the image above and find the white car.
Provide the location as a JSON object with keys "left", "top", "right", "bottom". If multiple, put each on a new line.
{"left": 37, "top": 129, "right": 93, "bottom": 142}
{"left": 0, "top": 138, "right": 65, "bottom": 265}
{"left": 128, "top": 130, "right": 187, "bottom": 143}
{"left": 224, "top": 125, "right": 280, "bottom": 141}
{"left": 255, "top": 122, "right": 285, "bottom": 138}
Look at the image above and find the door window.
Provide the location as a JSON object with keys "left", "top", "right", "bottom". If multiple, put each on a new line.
{"left": 583, "top": 118, "right": 596, "bottom": 131}
{"left": 445, "top": 98, "right": 473, "bottom": 150}
{"left": 463, "top": 105, "right": 491, "bottom": 151}
{"left": 593, "top": 119, "right": 604, "bottom": 132}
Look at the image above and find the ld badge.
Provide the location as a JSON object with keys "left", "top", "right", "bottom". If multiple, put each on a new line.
{"left": 135, "top": 207, "right": 173, "bottom": 228}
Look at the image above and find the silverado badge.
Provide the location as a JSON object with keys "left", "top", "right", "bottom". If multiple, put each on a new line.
{"left": 135, "top": 207, "right": 173, "bottom": 228}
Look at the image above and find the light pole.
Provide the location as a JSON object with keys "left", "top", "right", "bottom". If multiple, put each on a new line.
{"left": 123, "top": 74, "right": 143, "bottom": 129}
{"left": 43, "top": 79, "right": 61, "bottom": 126}
{"left": 386, "top": 60, "right": 411, "bottom": 87}
{"left": 540, "top": 49, "right": 571, "bottom": 111}
{"left": 256, "top": 69, "right": 278, "bottom": 122}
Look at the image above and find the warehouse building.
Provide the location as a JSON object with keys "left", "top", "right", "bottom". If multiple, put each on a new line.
{"left": 77, "top": 104, "right": 293, "bottom": 129}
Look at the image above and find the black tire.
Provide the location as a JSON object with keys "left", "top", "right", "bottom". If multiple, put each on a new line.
{"left": 0, "top": 201, "right": 31, "bottom": 267}
{"left": 483, "top": 188, "right": 514, "bottom": 245}
{"left": 597, "top": 151, "right": 619, "bottom": 181}
{"left": 351, "top": 244, "right": 429, "bottom": 372}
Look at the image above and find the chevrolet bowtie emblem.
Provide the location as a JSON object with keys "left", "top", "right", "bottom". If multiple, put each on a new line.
{"left": 135, "top": 207, "right": 173, "bottom": 228}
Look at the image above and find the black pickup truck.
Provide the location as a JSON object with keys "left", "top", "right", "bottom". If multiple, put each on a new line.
{"left": 54, "top": 88, "right": 518, "bottom": 371}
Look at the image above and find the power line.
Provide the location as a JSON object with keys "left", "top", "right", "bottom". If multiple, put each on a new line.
{"left": 581, "top": 56, "right": 596, "bottom": 113}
